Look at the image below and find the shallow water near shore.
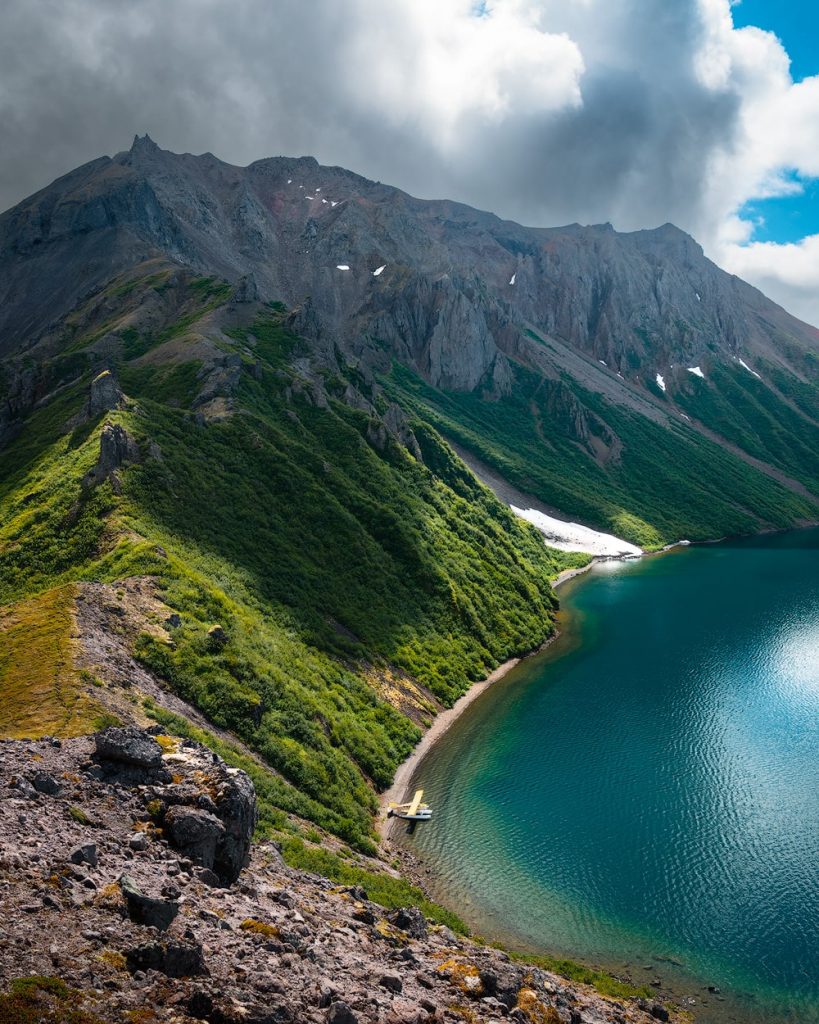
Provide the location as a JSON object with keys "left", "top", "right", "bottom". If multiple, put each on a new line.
{"left": 399, "top": 529, "right": 819, "bottom": 1024}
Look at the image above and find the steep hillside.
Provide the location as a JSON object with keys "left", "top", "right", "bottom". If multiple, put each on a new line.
{"left": 0, "top": 729, "right": 678, "bottom": 1024}
{"left": 1, "top": 136, "right": 817, "bottom": 546}
{"left": 0, "top": 269, "right": 578, "bottom": 850}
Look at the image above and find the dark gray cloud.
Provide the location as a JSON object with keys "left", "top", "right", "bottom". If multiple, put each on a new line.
{"left": 0, "top": 0, "right": 738, "bottom": 235}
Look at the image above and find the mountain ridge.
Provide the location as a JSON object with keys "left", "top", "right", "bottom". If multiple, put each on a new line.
{"left": 4, "top": 135, "right": 817, "bottom": 371}
{"left": 6, "top": 139, "right": 818, "bottom": 512}
{"left": 0, "top": 137, "right": 817, "bottom": 854}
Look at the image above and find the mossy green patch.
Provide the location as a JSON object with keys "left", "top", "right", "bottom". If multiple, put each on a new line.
{"left": 0, "top": 976, "right": 105, "bottom": 1024}
{"left": 0, "top": 586, "right": 102, "bottom": 739}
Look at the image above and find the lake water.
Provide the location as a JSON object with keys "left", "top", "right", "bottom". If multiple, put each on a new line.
{"left": 401, "top": 530, "right": 819, "bottom": 1023}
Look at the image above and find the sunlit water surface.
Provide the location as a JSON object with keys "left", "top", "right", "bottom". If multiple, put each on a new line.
{"left": 402, "top": 530, "right": 819, "bottom": 1024}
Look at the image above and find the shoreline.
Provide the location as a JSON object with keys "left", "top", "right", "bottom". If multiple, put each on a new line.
{"left": 378, "top": 653, "right": 524, "bottom": 833}
{"left": 378, "top": 539, "right": 695, "bottom": 837}
{"left": 378, "top": 555, "right": 601, "bottom": 836}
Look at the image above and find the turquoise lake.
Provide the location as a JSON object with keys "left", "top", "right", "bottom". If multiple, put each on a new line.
{"left": 401, "top": 529, "right": 819, "bottom": 1023}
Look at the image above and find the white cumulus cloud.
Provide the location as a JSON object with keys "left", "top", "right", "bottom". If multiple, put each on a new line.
{"left": 693, "top": 0, "right": 819, "bottom": 323}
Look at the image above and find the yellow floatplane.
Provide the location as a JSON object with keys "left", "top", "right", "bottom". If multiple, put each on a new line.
{"left": 387, "top": 788, "right": 433, "bottom": 822}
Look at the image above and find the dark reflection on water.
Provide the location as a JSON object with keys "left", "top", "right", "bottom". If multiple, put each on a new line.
{"left": 403, "top": 529, "right": 819, "bottom": 1024}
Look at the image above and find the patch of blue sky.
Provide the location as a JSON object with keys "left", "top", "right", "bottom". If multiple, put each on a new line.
{"left": 731, "top": 0, "right": 818, "bottom": 83}
{"left": 740, "top": 174, "right": 819, "bottom": 244}
{"left": 730, "top": 3, "right": 819, "bottom": 244}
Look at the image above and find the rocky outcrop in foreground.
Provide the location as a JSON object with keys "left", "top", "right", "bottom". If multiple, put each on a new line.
{"left": 0, "top": 728, "right": 674, "bottom": 1024}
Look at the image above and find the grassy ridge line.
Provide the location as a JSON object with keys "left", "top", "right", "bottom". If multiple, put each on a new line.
{"left": 112, "top": 342, "right": 576, "bottom": 847}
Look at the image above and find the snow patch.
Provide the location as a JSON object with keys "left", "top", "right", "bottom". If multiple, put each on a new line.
{"left": 656, "top": 373, "right": 666, "bottom": 392}
{"left": 617, "top": 372, "right": 624, "bottom": 379}
{"left": 373, "top": 265, "right": 386, "bottom": 277}
{"left": 321, "top": 198, "right": 328, "bottom": 203}
{"left": 509, "top": 273, "right": 516, "bottom": 285}
{"left": 511, "top": 506, "right": 643, "bottom": 558}
{"left": 287, "top": 179, "right": 292, "bottom": 184}
{"left": 738, "top": 358, "right": 762, "bottom": 379}
{"left": 695, "top": 292, "right": 701, "bottom": 301}
{"left": 687, "top": 366, "right": 705, "bottom": 378}
{"left": 330, "top": 201, "right": 338, "bottom": 207}
{"left": 336, "top": 264, "right": 350, "bottom": 271}
{"left": 681, "top": 413, "right": 691, "bottom": 421}
{"left": 599, "top": 360, "right": 607, "bottom": 366}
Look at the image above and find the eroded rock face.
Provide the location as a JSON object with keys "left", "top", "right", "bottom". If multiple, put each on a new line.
{"left": 369, "top": 276, "right": 509, "bottom": 393}
{"left": 89, "top": 369, "right": 123, "bottom": 415}
{"left": 90, "top": 726, "right": 256, "bottom": 883}
{"left": 231, "top": 273, "right": 259, "bottom": 305}
{"left": 83, "top": 422, "right": 141, "bottom": 490}
{"left": 164, "top": 806, "right": 226, "bottom": 871}
{"left": 208, "top": 763, "right": 257, "bottom": 883}
{"left": 141, "top": 739, "right": 257, "bottom": 884}
{"left": 4, "top": 138, "right": 812, "bottom": 405}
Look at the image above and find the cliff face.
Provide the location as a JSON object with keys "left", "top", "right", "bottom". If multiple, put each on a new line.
{"left": 1, "top": 135, "right": 818, "bottom": 560}
{"left": 2, "top": 136, "right": 817, "bottom": 394}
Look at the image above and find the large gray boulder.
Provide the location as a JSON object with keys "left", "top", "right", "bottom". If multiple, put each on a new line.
{"left": 164, "top": 806, "right": 226, "bottom": 869}
{"left": 390, "top": 907, "right": 428, "bottom": 940}
{"left": 125, "top": 938, "right": 204, "bottom": 977}
{"left": 154, "top": 745, "right": 257, "bottom": 884}
{"left": 209, "top": 763, "right": 257, "bottom": 883}
{"left": 95, "top": 727, "right": 163, "bottom": 769}
{"left": 479, "top": 963, "right": 524, "bottom": 1009}
{"left": 119, "top": 874, "right": 178, "bottom": 931}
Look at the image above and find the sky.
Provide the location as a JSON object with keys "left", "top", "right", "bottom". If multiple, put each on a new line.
{"left": 1, "top": 0, "right": 818, "bottom": 326}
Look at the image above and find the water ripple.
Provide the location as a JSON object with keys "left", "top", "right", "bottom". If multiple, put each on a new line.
{"left": 405, "top": 530, "right": 819, "bottom": 1024}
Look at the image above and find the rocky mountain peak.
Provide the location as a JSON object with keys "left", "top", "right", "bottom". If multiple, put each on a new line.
{"left": 0, "top": 138, "right": 816, "bottom": 403}
{"left": 130, "top": 133, "right": 160, "bottom": 154}
{"left": 629, "top": 221, "right": 705, "bottom": 261}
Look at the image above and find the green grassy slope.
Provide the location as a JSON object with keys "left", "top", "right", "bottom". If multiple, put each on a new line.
{"left": 0, "top": 284, "right": 580, "bottom": 850}
{"left": 4, "top": 267, "right": 815, "bottom": 851}
{"left": 386, "top": 362, "right": 818, "bottom": 548}
{"left": 674, "top": 364, "right": 819, "bottom": 494}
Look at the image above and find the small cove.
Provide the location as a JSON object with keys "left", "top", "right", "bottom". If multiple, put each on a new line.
{"left": 397, "top": 529, "right": 819, "bottom": 1024}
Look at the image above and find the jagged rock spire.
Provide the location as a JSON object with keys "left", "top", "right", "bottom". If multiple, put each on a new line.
{"left": 130, "top": 133, "right": 160, "bottom": 155}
